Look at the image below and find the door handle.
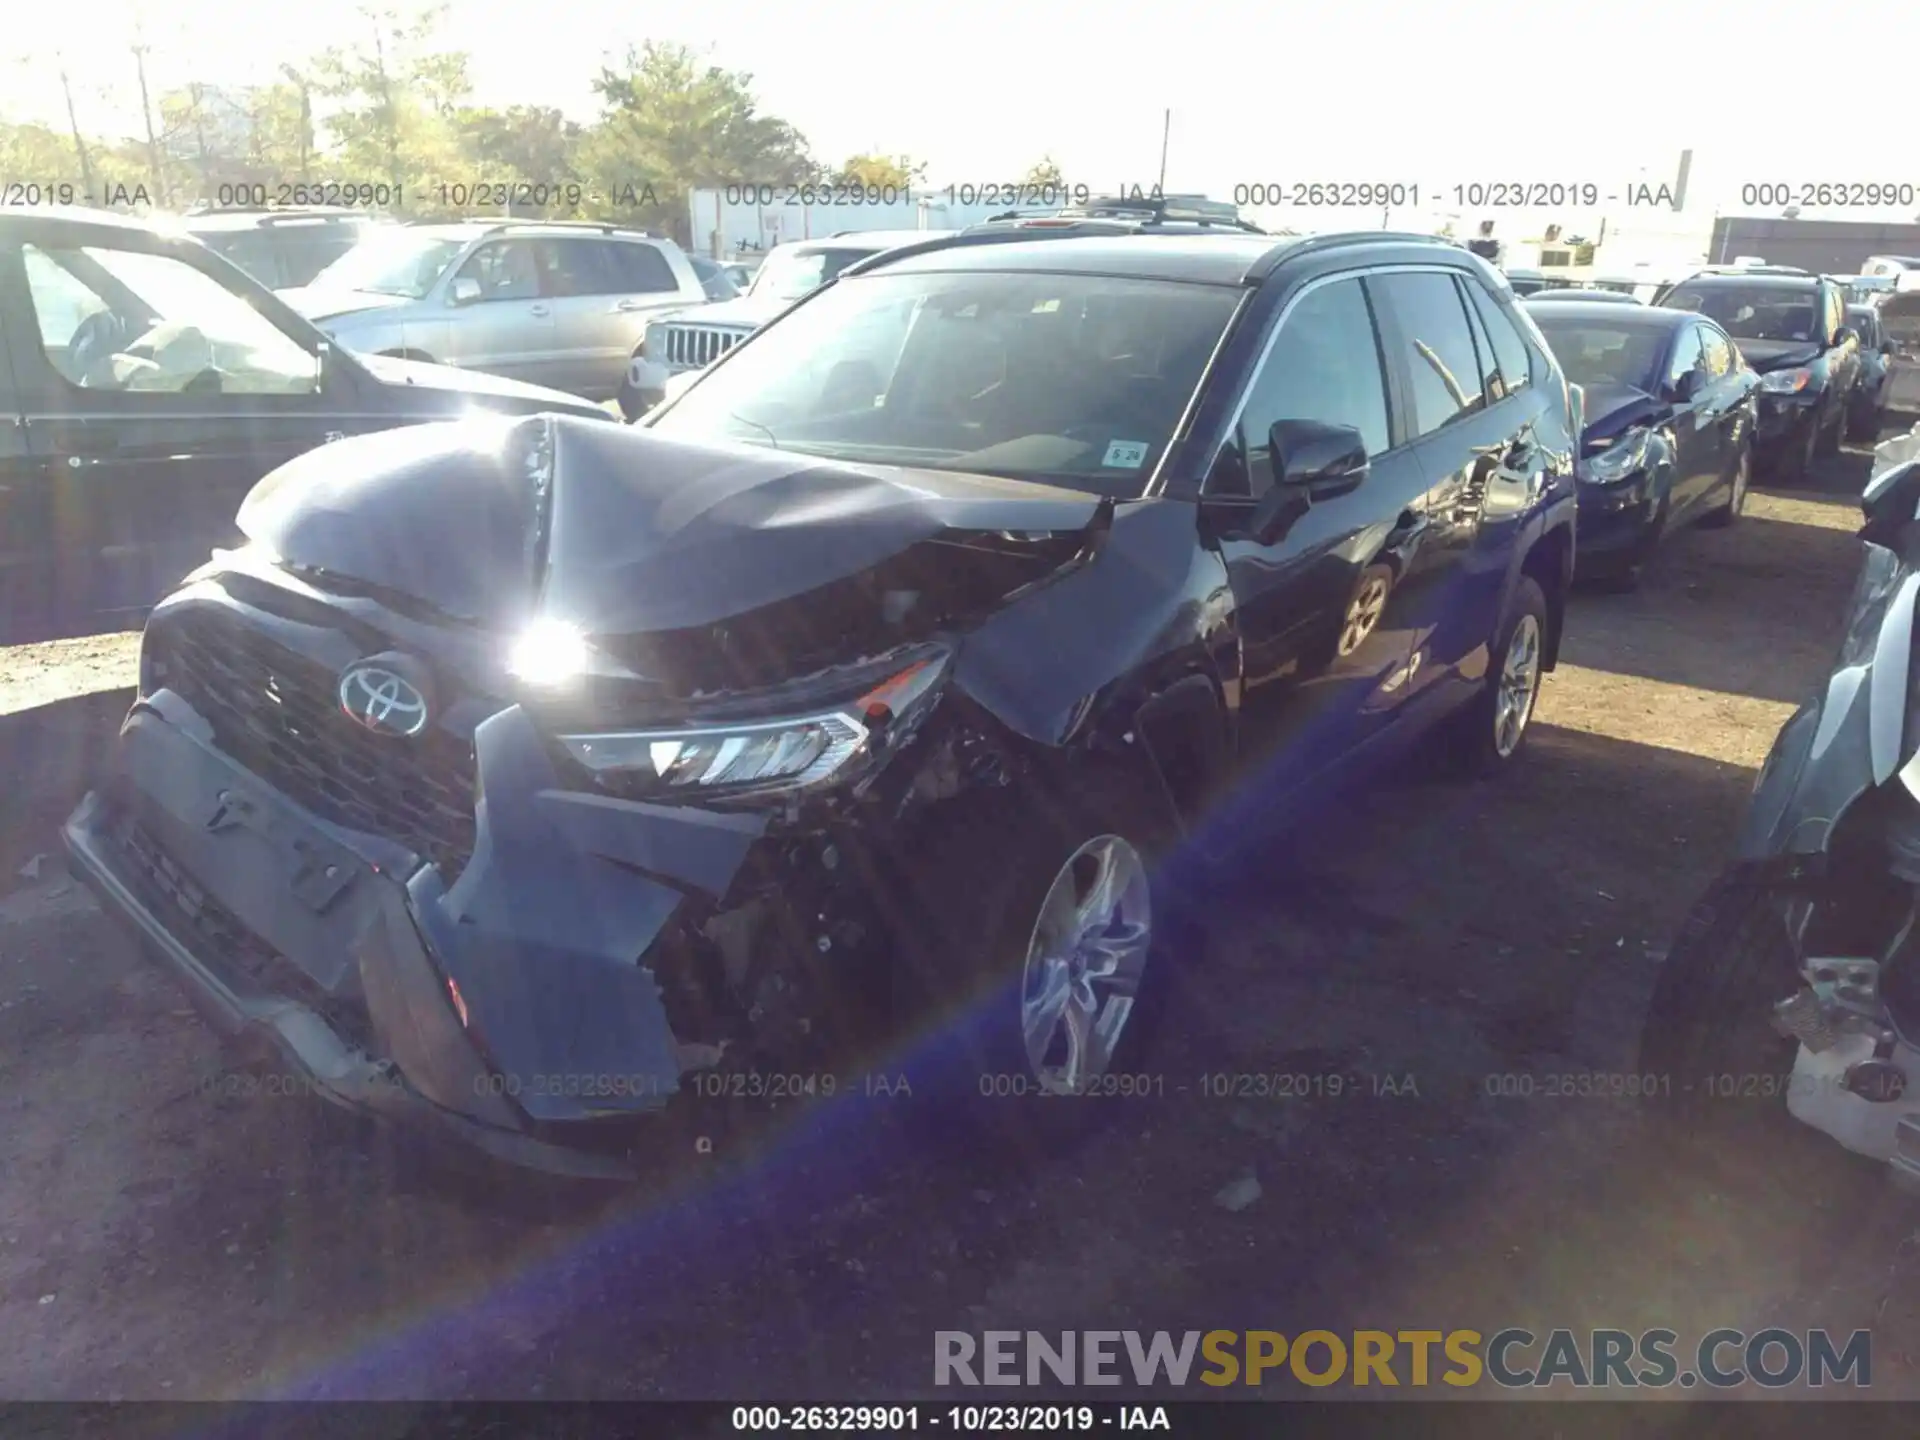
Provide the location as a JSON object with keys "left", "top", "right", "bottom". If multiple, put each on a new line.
{"left": 613, "top": 298, "right": 648, "bottom": 313}
{"left": 529, "top": 303, "right": 551, "bottom": 317}
{"left": 54, "top": 429, "right": 120, "bottom": 461}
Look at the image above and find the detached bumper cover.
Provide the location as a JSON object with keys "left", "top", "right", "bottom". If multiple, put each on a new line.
{"left": 63, "top": 685, "right": 768, "bottom": 1176}
{"left": 1574, "top": 477, "right": 1660, "bottom": 560}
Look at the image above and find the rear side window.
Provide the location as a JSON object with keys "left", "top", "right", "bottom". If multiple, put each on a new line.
{"left": 609, "top": 242, "right": 680, "bottom": 294}
{"left": 1368, "top": 271, "right": 1486, "bottom": 438}
{"left": 1463, "top": 281, "right": 1533, "bottom": 399}
{"left": 1455, "top": 277, "right": 1503, "bottom": 407}
{"left": 540, "top": 238, "right": 629, "bottom": 297}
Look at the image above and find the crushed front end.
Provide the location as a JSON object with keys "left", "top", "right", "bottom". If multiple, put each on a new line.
{"left": 1718, "top": 498, "right": 1920, "bottom": 1186}
{"left": 62, "top": 415, "right": 1109, "bottom": 1176}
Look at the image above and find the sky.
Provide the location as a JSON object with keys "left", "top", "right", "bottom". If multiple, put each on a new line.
{"left": 9, "top": 0, "right": 1920, "bottom": 238}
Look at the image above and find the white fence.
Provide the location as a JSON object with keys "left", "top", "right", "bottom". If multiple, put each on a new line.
{"left": 686, "top": 187, "right": 1038, "bottom": 259}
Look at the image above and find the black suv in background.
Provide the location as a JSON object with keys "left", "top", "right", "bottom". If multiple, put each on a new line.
{"left": 182, "top": 208, "right": 385, "bottom": 290}
{"left": 1655, "top": 268, "right": 1860, "bottom": 479}
{"left": 0, "top": 207, "right": 612, "bottom": 643}
{"left": 64, "top": 222, "right": 1578, "bottom": 1177}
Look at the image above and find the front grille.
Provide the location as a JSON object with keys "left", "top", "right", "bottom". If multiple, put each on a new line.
{"left": 151, "top": 609, "right": 477, "bottom": 874}
{"left": 115, "top": 814, "right": 377, "bottom": 1052}
{"left": 658, "top": 324, "right": 750, "bottom": 370}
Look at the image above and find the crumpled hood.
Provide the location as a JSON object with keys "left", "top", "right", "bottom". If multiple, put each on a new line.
{"left": 1577, "top": 381, "right": 1663, "bottom": 443}
{"left": 354, "top": 352, "right": 607, "bottom": 416}
{"left": 1738, "top": 338, "right": 1824, "bottom": 371}
{"left": 277, "top": 286, "right": 410, "bottom": 323}
{"left": 236, "top": 414, "right": 1103, "bottom": 634}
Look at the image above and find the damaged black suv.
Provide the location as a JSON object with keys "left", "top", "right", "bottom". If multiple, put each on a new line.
{"left": 64, "top": 226, "right": 1578, "bottom": 1177}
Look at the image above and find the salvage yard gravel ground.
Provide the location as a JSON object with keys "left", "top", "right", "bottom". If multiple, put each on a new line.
{"left": 2, "top": 436, "right": 1918, "bottom": 1399}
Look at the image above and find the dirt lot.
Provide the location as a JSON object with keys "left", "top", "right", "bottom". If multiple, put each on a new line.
{"left": 5, "top": 429, "right": 1920, "bottom": 1405}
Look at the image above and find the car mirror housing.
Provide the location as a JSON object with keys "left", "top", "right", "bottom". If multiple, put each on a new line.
{"left": 1272, "top": 418, "right": 1369, "bottom": 499}
{"left": 450, "top": 277, "right": 482, "bottom": 305}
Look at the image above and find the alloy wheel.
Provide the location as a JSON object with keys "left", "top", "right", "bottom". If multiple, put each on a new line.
{"left": 1339, "top": 571, "right": 1391, "bottom": 657}
{"left": 1019, "top": 836, "right": 1152, "bottom": 1095}
{"left": 1493, "top": 614, "right": 1542, "bottom": 759}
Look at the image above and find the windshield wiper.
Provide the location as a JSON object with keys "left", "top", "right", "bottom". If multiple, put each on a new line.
{"left": 728, "top": 413, "right": 779, "bottom": 445}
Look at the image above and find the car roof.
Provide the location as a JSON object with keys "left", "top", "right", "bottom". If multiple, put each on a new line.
{"left": 1670, "top": 271, "right": 1820, "bottom": 289}
{"left": 1524, "top": 299, "right": 1695, "bottom": 327}
{"left": 784, "top": 230, "right": 957, "bottom": 250}
{"left": 857, "top": 232, "right": 1305, "bottom": 286}
{"left": 181, "top": 208, "right": 372, "bottom": 231}
{"left": 0, "top": 205, "right": 171, "bottom": 236}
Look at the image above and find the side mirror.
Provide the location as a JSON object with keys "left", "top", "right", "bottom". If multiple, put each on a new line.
{"left": 1273, "top": 418, "right": 1369, "bottom": 498}
{"left": 1883, "top": 340, "right": 1896, "bottom": 356}
{"left": 1862, "top": 459, "right": 1920, "bottom": 546}
{"left": 1671, "top": 368, "right": 1704, "bottom": 403}
{"left": 450, "top": 277, "right": 482, "bottom": 305}
{"left": 1237, "top": 420, "right": 1369, "bottom": 546}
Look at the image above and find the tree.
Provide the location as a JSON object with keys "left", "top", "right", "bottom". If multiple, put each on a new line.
{"left": 454, "top": 104, "right": 583, "bottom": 214}
{"left": 310, "top": 1, "right": 470, "bottom": 211}
{"left": 580, "top": 41, "right": 817, "bottom": 241}
{"left": 834, "top": 153, "right": 923, "bottom": 189}
{"left": 1024, "top": 156, "right": 1064, "bottom": 188}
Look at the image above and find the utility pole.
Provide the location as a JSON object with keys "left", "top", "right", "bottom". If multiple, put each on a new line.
{"left": 1156, "top": 109, "right": 1170, "bottom": 195}
{"left": 55, "top": 56, "right": 97, "bottom": 203}
{"left": 131, "top": 25, "right": 170, "bottom": 208}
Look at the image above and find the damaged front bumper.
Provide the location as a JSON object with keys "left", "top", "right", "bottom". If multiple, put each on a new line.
{"left": 63, "top": 609, "right": 781, "bottom": 1179}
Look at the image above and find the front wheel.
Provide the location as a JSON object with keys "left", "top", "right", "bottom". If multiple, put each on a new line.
{"left": 885, "top": 773, "right": 1188, "bottom": 1144}
{"left": 1636, "top": 876, "right": 1806, "bottom": 1170}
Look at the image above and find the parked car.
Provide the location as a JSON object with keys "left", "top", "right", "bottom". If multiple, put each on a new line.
{"left": 1527, "top": 299, "right": 1757, "bottom": 588}
{"left": 1637, "top": 451, "right": 1920, "bottom": 1181}
{"left": 62, "top": 225, "right": 1577, "bottom": 1177}
{"left": 1864, "top": 255, "right": 1920, "bottom": 279}
{"left": 1655, "top": 269, "right": 1862, "bottom": 480}
{"left": 1847, "top": 303, "right": 1897, "bottom": 440}
{"left": 0, "top": 207, "right": 612, "bottom": 643}
{"left": 182, "top": 208, "right": 388, "bottom": 290}
{"left": 689, "top": 255, "right": 740, "bottom": 301}
{"left": 279, "top": 220, "right": 708, "bottom": 402}
{"left": 617, "top": 231, "right": 957, "bottom": 420}
{"left": 1524, "top": 287, "right": 1641, "bottom": 306}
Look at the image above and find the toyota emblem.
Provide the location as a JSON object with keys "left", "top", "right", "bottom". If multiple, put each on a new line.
{"left": 337, "top": 662, "right": 430, "bottom": 737}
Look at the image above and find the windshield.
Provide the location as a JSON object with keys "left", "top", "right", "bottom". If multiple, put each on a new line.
{"left": 647, "top": 269, "right": 1240, "bottom": 497}
{"left": 309, "top": 231, "right": 468, "bottom": 298}
{"left": 748, "top": 246, "right": 884, "bottom": 302}
{"left": 1662, "top": 284, "right": 1819, "bottom": 342}
{"left": 1531, "top": 318, "right": 1668, "bottom": 391}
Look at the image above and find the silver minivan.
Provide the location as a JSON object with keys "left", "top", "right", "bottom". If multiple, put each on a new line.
{"left": 278, "top": 220, "right": 709, "bottom": 401}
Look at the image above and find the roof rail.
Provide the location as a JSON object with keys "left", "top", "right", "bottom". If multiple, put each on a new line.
{"left": 468, "top": 218, "right": 665, "bottom": 240}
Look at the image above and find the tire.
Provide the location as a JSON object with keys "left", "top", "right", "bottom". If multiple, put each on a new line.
{"left": 1444, "top": 575, "right": 1548, "bottom": 777}
{"left": 881, "top": 766, "right": 1190, "bottom": 1148}
{"left": 1698, "top": 446, "right": 1750, "bottom": 529}
{"left": 1635, "top": 875, "right": 1809, "bottom": 1175}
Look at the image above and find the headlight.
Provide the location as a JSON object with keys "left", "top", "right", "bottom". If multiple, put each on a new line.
{"left": 558, "top": 650, "right": 950, "bottom": 802}
{"left": 1760, "top": 367, "right": 1814, "bottom": 394}
{"left": 1584, "top": 428, "right": 1649, "bottom": 483}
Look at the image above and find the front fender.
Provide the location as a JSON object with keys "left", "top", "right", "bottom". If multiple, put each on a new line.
{"left": 1735, "top": 546, "right": 1916, "bottom": 859}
